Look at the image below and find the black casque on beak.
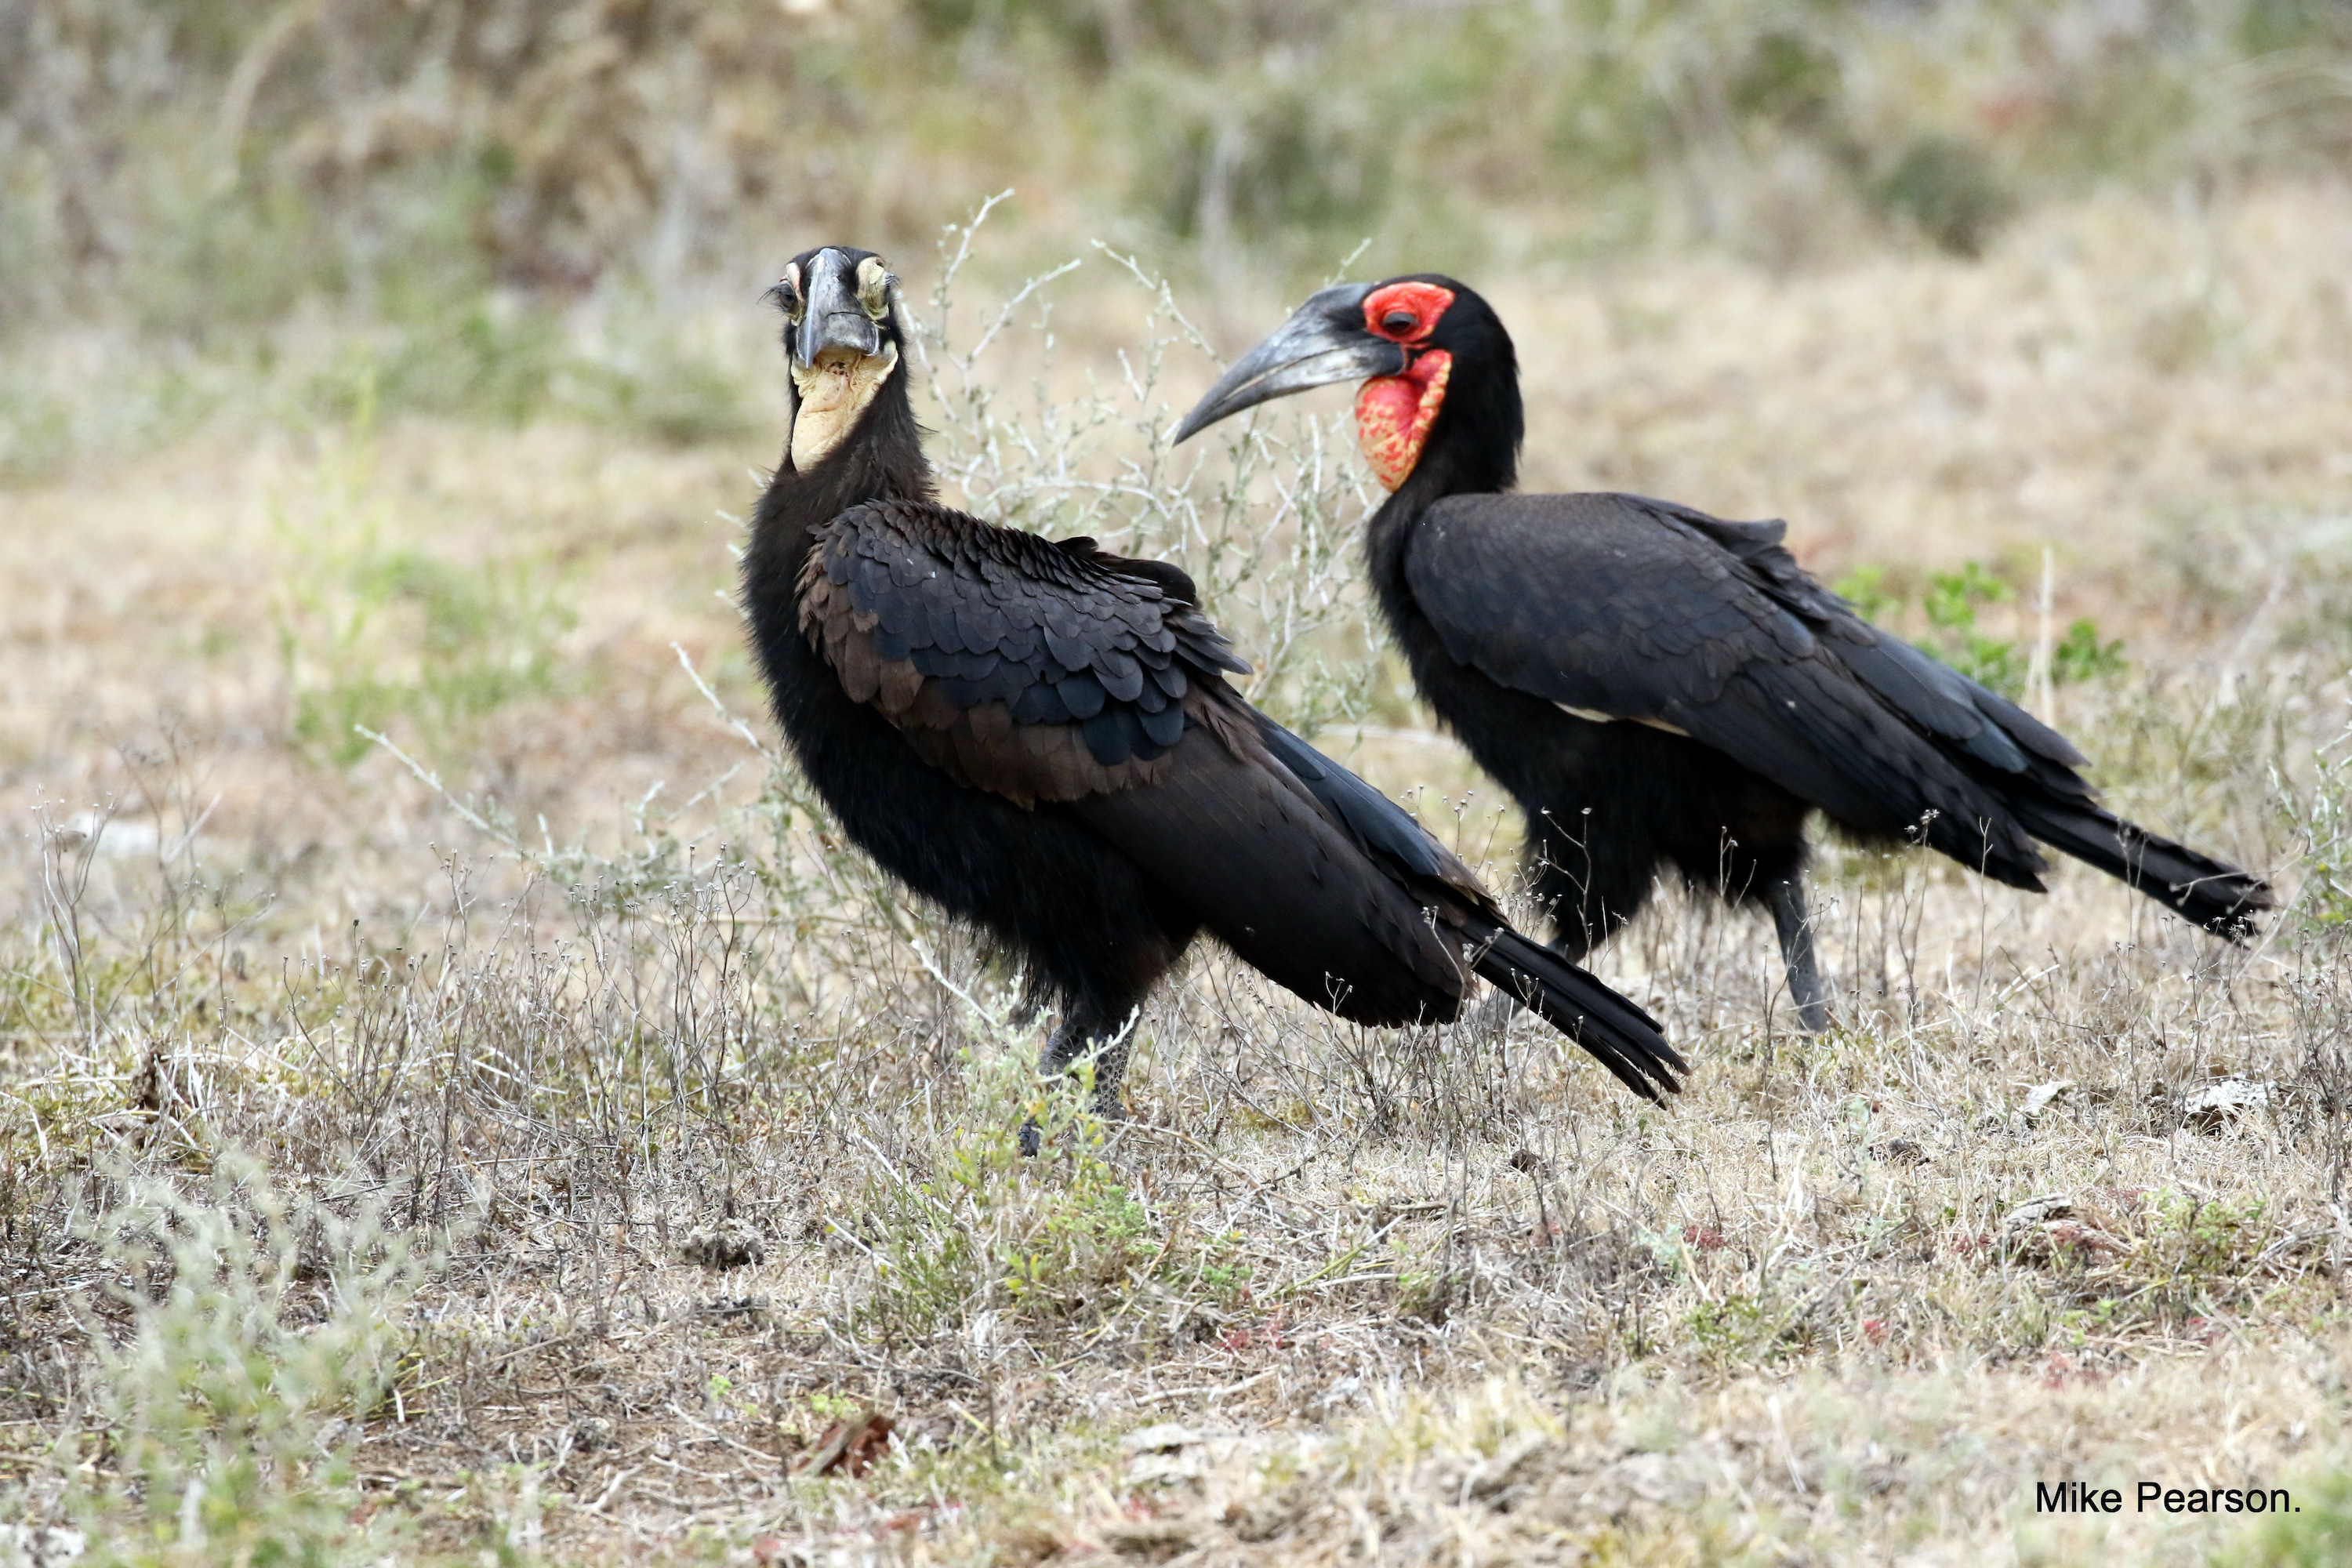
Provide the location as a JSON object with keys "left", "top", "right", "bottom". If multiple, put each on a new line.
{"left": 792, "top": 252, "right": 885, "bottom": 366}
{"left": 1173, "top": 282, "right": 1405, "bottom": 444}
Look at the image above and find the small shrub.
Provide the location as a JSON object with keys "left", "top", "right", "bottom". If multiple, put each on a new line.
{"left": 1396, "top": 1265, "right": 1465, "bottom": 1327}
{"left": 67, "top": 1155, "right": 424, "bottom": 1566}
{"left": 1920, "top": 561, "right": 2025, "bottom": 695}
{"left": 1870, "top": 134, "right": 2013, "bottom": 259}
{"left": 1686, "top": 1292, "right": 1775, "bottom": 1365}
{"left": 1832, "top": 564, "right": 1900, "bottom": 626}
{"left": 2148, "top": 1190, "right": 2268, "bottom": 1282}
{"left": 2050, "top": 618, "right": 2128, "bottom": 685}
{"left": 851, "top": 994, "right": 1243, "bottom": 1343}
{"left": 913, "top": 221, "right": 1379, "bottom": 738}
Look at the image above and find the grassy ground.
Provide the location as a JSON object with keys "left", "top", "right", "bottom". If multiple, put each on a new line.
{"left": 5, "top": 182, "right": 2352, "bottom": 1564}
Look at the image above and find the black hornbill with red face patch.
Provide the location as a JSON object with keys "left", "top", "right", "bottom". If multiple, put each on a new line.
{"left": 739, "top": 247, "right": 1683, "bottom": 1128}
{"left": 1176, "top": 276, "right": 2272, "bottom": 1031}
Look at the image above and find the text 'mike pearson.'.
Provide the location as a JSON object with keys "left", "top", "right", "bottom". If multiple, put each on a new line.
{"left": 737, "top": 246, "right": 1683, "bottom": 1139}
{"left": 1176, "top": 275, "right": 2271, "bottom": 1032}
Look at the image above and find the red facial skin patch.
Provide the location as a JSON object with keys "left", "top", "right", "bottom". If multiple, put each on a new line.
{"left": 1356, "top": 350, "right": 1450, "bottom": 490}
{"left": 1354, "top": 281, "right": 1457, "bottom": 488}
{"left": 1362, "top": 281, "right": 1456, "bottom": 343}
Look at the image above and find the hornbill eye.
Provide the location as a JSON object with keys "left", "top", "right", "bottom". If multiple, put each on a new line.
{"left": 770, "top": 263, "right": 805, "bottom": 323}
{"left": 1383, "top": 310, "right": 1417, "bottom": 335}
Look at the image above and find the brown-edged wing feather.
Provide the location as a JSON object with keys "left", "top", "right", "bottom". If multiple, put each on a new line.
{"left": 799, "top": 499, "right": 1247, "bottom": 806}
{"left": 798, "top": 498, "right": 1465, "bottom": 1018}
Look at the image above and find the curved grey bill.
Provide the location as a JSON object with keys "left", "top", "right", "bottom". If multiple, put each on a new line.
{"left": 793, "top": 254, "right": 884, "bottom": 366}
{"left": 1172, "top": 283, "right": 1406, "bottom": 444}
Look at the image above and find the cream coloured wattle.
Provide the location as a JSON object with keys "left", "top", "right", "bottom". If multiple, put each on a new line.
{"left": 789, "top": 340, "right": 899, "bottom": 470}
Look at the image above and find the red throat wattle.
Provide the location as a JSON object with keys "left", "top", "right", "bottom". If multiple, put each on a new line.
{"left": 1355, "top": 350, "right": 1450, "bottom": 491}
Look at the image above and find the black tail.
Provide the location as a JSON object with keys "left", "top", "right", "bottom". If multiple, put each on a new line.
{"left": 1467, "top": 919, "right": 1686, "bottom": 1103}
{"left": 2010, "top": 796, "right": 2273, "bottom": 939}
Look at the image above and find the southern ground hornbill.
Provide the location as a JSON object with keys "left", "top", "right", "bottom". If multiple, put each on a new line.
{"left": 739, "top": 246, "right": 1683, "bottom": 1127}
{"left": 1176, "top": 275, "right": 2272, "bottom": 1032}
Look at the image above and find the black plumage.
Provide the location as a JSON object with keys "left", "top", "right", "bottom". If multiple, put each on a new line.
{"left": 741, "top": 246, "right": 1684, "bottom": 1123}
{"left": 1177, "top": 274, "right": 2273, "bottom": 1031}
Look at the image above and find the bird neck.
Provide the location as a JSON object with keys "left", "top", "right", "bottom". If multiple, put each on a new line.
{"left": 746, "top": 376, "right": 933, "bottom": 585}
{"left": 1365, "top": 357, "right": 1522, "bottom": 602}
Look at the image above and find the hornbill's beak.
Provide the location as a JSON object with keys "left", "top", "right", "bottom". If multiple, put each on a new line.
{"left": 1173, "top": 283, "right": 1406, "bottom": 443}
{"left": 775, "top": 247, "right": 902, "bottom": 470}
{"left": 791, "top": 255, "right": 885, "bottom": 367}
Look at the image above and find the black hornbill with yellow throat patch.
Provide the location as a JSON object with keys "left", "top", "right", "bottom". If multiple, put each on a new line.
{"left": 1176, "top": 276, "right": 2272, "bottom": 1031}
{"left": 739, "top": 247, "right": 1684, "bottom": 1127}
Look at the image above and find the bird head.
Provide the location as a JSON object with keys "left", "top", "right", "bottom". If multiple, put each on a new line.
{"left": 768, "top": 245, "right": 911, "bottom": 471}
{"left": 1174, "top": 274, "right": 1518, "bottom": 492}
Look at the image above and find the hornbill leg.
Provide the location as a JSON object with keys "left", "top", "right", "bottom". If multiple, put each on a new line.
{"left": 1766, "top": 877, "right": 1833, "bottom": 1034}
{"left": 1020, "top": 1003, "right": 1135, "bottom": 1155}
{"left": 1042, "top": 1007, "right": 1134, "bottom": 1120}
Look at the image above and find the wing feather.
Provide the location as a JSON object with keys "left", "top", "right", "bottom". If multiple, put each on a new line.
{"left": 1404, "top": 492, "right": 2063, "bottom": 880}
{"left": 799, "top": 499, "right": 1250, "bottom": 807}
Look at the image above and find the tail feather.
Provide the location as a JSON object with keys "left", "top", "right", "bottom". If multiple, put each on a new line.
{"left": 2010, "top": 796, "right": 2273, "bottom": 939}
{"left": 1468, "top": 921, "right": 1685, "bottom": 1103}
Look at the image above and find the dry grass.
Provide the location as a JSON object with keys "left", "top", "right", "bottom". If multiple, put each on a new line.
{"left": 6, "top": 181, "right": 2352, "bottom": 1565}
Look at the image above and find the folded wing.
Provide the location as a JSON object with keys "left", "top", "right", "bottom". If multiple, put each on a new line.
{"left": 1404, "top": 490, "right": 2270, "bottom": 932}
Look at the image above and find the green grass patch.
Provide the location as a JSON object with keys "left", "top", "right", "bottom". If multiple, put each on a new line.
{"left": 270, "top": 417, "right": 578, "bottom": 768}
